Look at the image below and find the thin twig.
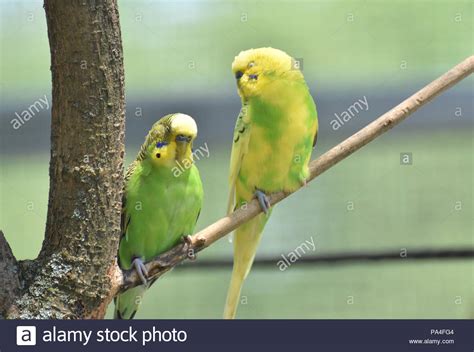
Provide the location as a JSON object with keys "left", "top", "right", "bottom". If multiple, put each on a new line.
{"left": 119, "top": 55, "right": 474, "bottom": 291}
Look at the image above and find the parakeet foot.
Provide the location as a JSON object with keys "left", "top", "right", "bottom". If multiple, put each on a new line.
{"left": 132, "top": 257, "right": 148, "bottom": 286}
{"left": 255, "top": 189, "right": 271, "bottom": 214}
{"left": 182, "top": 235, "right": 196, "bottom": 260}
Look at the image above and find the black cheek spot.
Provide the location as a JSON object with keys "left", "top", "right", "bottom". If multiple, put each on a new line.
{"left": 235, "top": 71, "right": 244, "bottom": 79}
{"left": 156, "top": 153, "right": 161, "bottom": 158}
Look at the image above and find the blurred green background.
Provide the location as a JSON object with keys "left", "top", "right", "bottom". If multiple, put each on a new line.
{"left": 0, "top": 0, "right": 472, "bottom": 318}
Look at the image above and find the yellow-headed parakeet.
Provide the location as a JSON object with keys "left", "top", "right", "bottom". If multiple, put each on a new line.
{"left": 115, "top": 113, "right": 203, "bottom": 319}
{"left": 224, "top": 48, "right": 318, "bottom": 319}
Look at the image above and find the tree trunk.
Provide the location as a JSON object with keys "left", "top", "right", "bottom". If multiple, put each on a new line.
{"left": 3, "top": 0, "right": 125, "bottom": 319}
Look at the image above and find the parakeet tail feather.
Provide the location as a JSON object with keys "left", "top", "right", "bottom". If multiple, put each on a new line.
{"left": 114, "top": 285, "right": 146, "bottom": 320}
{"left": 224, "top": 213, "right": 268, "bottom": 319}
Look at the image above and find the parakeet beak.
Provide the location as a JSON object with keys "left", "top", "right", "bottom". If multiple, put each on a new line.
{"left": 234, "top": 69, "right": 259, "bottom": 99}
{"left": 175, "top": 134, "right": 194, "bottom": 163}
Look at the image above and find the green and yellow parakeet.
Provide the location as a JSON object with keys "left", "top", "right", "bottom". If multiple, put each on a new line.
{"left": 115, "top": 113, "right": 203, "bottom": 319}
{"left": 224, "top": 48, "right": 318, "bottom": 319}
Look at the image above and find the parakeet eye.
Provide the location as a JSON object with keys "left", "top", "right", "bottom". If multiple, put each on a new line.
{"left": 156, "top": 141, "right": 167, "bottom": 148}
{"left": 235, "top": 71, "right": 244, "bottom": 80}
{"left": 248, "top": 61, "right": 255, "bottom": 68}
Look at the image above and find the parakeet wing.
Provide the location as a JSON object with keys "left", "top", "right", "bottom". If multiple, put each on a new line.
{"left": 227, "top": 104, "right": 251, "bottom": 214}
{"left": 120, "top": 162, "right": 136, "bottom": 240}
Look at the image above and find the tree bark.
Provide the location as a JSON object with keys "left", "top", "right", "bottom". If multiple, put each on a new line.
{"left": 0, "top": 231, "right": 21, "bottom": 318}
{"left": 5, "top": 0, "right": 125, "bottom": 319}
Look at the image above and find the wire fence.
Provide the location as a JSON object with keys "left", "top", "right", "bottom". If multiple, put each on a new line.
{"left": 176, "top": 247, "right": 474, "bottom": 270}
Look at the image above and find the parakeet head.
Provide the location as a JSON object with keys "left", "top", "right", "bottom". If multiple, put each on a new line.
{"left": 232, "top": 47, "right": 304, "bottom": 99}
{"left": 142, "top": 113, "right": 198, "bottom": 168}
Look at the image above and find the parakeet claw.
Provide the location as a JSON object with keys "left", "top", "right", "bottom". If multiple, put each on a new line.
{"left": 255, "top": 189, "right": 271, "bottom": 214}
{"left": 182, "top": 235, "right": 196, "bottom": 260}
{"left": 132, "top": 257, "right": 148, "bottom": 286}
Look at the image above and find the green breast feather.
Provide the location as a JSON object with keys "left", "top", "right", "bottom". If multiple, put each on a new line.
{"left": 119, "top": 163, "right": 203, "bottom": 269}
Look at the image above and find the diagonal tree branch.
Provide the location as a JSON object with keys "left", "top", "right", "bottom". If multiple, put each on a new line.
{"left": 116, "top": 55, "right": 474, "bottom": 293}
